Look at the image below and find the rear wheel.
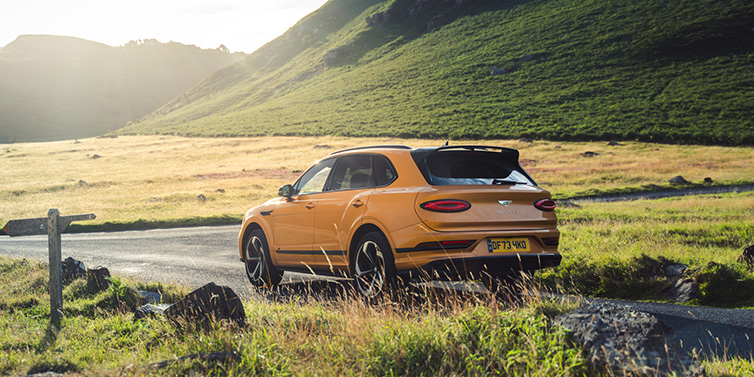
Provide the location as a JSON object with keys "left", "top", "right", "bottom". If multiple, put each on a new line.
{"left": 352, "top": 231, "right": 397, "bottom": 299}
{"left": 244, "top": 229, "right": 282, "bottom": 287}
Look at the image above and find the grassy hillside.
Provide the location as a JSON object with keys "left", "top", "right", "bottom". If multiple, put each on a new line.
{"left": 120, "top": 0, "right": 754, "bottom": 145}
{"left": 0, "top": 35, "right": 245, "bottom": 143}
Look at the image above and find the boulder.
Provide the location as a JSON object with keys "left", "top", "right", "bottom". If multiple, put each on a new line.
{"left": 519, "top": 54, "right": 534, "bottom": 62}
{"left": 664, "top": 264, "right": 688, "bottom": 277}
{"left": 608, "top": 140, "right": 621, "bottom": 146}
{"left": 668, "top": 175, "right": 689, "bottom": 185}
{"left": 703, "top": 177, "right": 713, "bottom": 184}
{"left": 137, "top": 290, "right": 163, "bottom": 304}
{"left": 86, "top": 266, "right": 111, "bottom": 292}
{"left": 665, "top": 278, "right": 698, "bottom": 303}
{"left": 556, "top": 303, "right": 703, "bottom": 376}
{"left": 134, "top": 304, "right": 171, "bottom": 321}
{"left": 581, "top": 151, "right": 599, "bottom": 157}
{"left": 61, "top": 257, "right": 86, "bottom": 283}
{"left": 164, "top": 282, "right": 245, "bottom": 328}
{"left": 490, "top": 67, "right": 507, "bottom": 75}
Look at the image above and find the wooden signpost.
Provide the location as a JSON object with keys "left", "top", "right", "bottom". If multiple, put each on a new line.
{"left": 2, "top": 209, "right": 95, "bottom": 327}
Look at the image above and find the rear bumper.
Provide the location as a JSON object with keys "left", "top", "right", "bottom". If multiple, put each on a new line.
{"left": 397, "top": 253, "right": 561, "bottom": 282}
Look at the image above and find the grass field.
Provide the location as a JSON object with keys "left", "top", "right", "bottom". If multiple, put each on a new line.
{"left": 2, "top": 135, "right": 754, "bottom": 375}
{"left": 2, "top": 135, "right": 753, "bottom": 229}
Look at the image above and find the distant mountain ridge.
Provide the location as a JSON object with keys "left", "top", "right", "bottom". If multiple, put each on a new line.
{"left": 0, "top": 35, "right": 245, "bottom": 142}
{"left": 120, "top": 0, "right": 754, "bottom": 146}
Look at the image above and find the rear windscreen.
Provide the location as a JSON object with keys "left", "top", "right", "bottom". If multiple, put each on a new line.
{"left": 420, "top": 150, "right": 533, "bottom": 186}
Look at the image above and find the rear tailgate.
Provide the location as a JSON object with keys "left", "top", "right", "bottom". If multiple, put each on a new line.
{"left": 414, "top": 185, "right": 557, "bottom": 232}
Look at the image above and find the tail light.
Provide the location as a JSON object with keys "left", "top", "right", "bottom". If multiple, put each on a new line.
{"left": 534, "top": 199, "right": 556, "bottom": 211}
{"left": 420, "top": 199, "right": 471, "bottom": 212}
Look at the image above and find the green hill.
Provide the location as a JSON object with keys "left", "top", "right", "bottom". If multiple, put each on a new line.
{"left": 120, "top": 0, "right": 754, "bottom": 145}
{"left": 0, "top": 35, "right": 245, "bottom": 142}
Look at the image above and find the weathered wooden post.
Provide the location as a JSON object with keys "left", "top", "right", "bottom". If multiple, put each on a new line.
{"left": 47, "top": 209, "right": 63, "bottom": 327}
{"left": 2, "top": 210, "right": 96, "bottom": 328}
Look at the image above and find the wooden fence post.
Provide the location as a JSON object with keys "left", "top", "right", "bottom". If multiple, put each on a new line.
{"left": 3, "top": 210, "right": 95, "bottom": 328}
{"left": 47, "top": 209, "right": 63, "bottom": 328}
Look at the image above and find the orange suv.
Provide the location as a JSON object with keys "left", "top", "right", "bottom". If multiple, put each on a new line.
{"left": 239, "top": 145, "right": 560, "bottom": 297}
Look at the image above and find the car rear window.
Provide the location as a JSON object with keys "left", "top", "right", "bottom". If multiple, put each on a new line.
{"left": 415, "top": 149, "right": 534, "bottom": 186}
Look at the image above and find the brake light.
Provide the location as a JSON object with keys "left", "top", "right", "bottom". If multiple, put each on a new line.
{"left": 420, "top": 199, "right": 471, "bottom": 212}
{"left": 534, "top": 199, "right": 556, "bottom": 211}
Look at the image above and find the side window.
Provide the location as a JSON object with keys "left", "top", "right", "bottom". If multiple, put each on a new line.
{"left": 373, "top": 155, "right": 397, "bottom": 186}
{"left": 329, "top": 155, "right": 374, "bottom": 191}
{"left": 294, "top": 158, "right": 336, "bottom": 195}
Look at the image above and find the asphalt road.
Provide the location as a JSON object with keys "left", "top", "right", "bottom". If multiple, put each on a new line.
{"left": 1, "top": 225, "right": 752, "bottom": 359}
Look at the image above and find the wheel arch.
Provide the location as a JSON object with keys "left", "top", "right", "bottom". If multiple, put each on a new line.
{"left": 348, "top": 222, "right": 393, "bottom": 265}
{"left": 239, "top": 221, "right": 267, "bottom": 260}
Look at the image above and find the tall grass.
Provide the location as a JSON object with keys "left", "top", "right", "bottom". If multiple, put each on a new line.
{"left": 0, "top": 256, "right": 588, "bottom": 376}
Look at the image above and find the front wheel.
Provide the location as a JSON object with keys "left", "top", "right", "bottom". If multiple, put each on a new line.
{"left": 352, "top": 231, "right": 397, "bottom": 299}
{"left": 244, "top": 229, "right": 282, "bottom": 287}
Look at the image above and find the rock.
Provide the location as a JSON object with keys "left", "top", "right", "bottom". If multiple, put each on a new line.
{"left": 76, "top": 180, "right": 88, "bottom": 187}
{"left": 608, "top": 140, "right": 621, "bottom": 146}
{"left": 197, "top": 194, "right": 207, "bottom": 202}
{"left": 134, "top": 304, "right": 171, "bottom": 321}
{"left": 738, "top": 245, "right": 754, "bottom": 267}
{"left": 519, "top": 54, "right": 534, "bottom": 62}
{"left": 61, "top": 257, "right": 86, "bottom": 283}
{"left": 164, "top": 282, "right": 245, "bottom": 328}
{"left": 86, "top": 266, "right": 111, "bottom": 292}
{"left": 704, "top": 177, "right": 713, "bottom": 184}
{"left": 216, "top": 188, "right": 226, "bottom": 193}
{"left": 137, "top": 290, "right": 163, "bottom": 304}
{"left": 91, "top": 154, "right": 101, "bottom": 159}
{"left": 518, "top": 138, "right": 533, "bottom": 143}
{"left": 581, "top": 151, "right": 599, "bottom": 157}
{"left": 490, "top": 67, "right": 507, "bottom": 75}
{"left": 664, "top": 264, "right": 688, "bottom": 277}
{"left": 668, "top": 176, "right": 689, "bottom": 185}
{"left": 556, "top": 303, "right": 704, "bottom": 376}
{"left": 665, "top": 278, "right": 698, "bottom": 303}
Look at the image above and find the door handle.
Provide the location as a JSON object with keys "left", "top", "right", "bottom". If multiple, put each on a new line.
{"left": 305, "top": 202, "right": 316, "bottom": 209}
{"left": 352, "top": 199, "right": 364, "bottom": 208}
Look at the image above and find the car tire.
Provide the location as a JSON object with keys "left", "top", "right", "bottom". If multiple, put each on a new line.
{"left": 482, "top": 270, "right": 534, "bottom": 297}
{"left": 352, "top": 231, "right": 398, "bottom": 299}
{"left": 244, "top": 228, "right": 282, "bottom": 287}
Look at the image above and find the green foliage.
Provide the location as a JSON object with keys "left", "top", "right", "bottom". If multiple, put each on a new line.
{"left": 693, "top": 262, "right": 754, "bottom": 308}
{"left": 122, "top": 0, "right": 754, "bottom": 146}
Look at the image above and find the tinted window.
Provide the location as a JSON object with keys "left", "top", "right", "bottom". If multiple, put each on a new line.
{"left": 329, "top": 155, "right": 373, "bottom": 190}
{"left": 327, "top": 154, "right": 397, "bottom": 191}
{"left": 373, "top": 155, "right": 397, "bottom": 186}
{"left": 294, "top": 158, "right": 336, "bottom": 195}
{"left": 424, "top": 150, "right": 533, "bottom": 186}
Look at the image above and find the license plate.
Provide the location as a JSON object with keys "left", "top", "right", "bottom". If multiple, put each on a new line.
{"left": 487, "top": 238, "right": 530, "bottom": 253}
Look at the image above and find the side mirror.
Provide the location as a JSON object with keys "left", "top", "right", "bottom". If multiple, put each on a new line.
{"left": 278, "top": 184, "right": 294, "bottom": 200}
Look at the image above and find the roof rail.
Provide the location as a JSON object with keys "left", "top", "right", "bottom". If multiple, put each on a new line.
{"left": 328, "top": 145, "right": 412, "bottom": 156}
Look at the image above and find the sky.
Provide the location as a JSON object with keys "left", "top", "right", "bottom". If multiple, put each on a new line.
{"left": 0, "top": 0, "right": 329, "bottom": 53}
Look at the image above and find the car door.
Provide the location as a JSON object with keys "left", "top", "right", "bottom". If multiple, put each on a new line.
{"left": 310, "top": 154, "right": 396, "bottom": 273}
{"left": 271, "top": 158, "right": 336, "bottom": 269}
